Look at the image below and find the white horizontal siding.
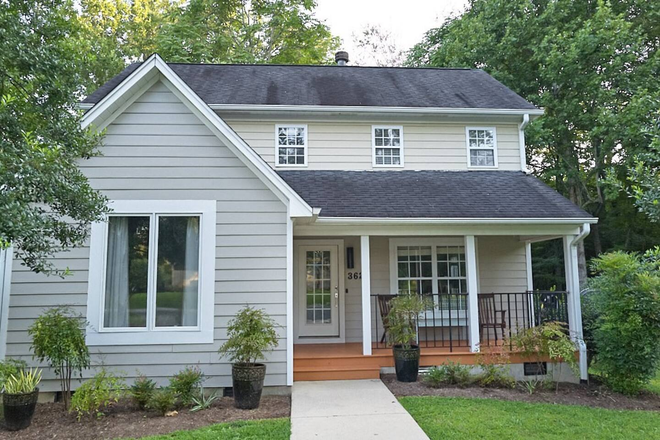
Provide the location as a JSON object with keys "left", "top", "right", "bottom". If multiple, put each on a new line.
{"left": 223, "top": 118, "right": 522, "bottom": 171}
{"left": 7, "top": 80, "right": 288, "bottom": 391}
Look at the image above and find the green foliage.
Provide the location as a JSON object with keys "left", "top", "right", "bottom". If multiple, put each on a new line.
{"left": 169, "top": 366, "right": 204, "bottom": 407}
{"left": 406, "top": 0, "right": 660, "bottom": 261}
{"left": 141, "top": 418, "right": 291, "bottom": 440}
{"left": 147, "top": 387, "right": 177, "bottom": 416}
{"left": 387, "top": 294, "right": 430, "bottom": 349}
{"left": 70, "top": 369, "right": 125, "bottom": 420}
{"left": 399, "top": 396, "right": 660, "bottom": 440}
{"left": 0, "top": 358, "right": 27, "bottom": 391}
{"left": 218, "top": 306, "right": 279, "bottom": 365}
{"left": 510, "top": 322, "right": 579, "bottom": 389}
{"left": 424, "top": 362, "right": 473, "bottom": 388}
{"left": 475, "top": 351, "right": 515, "bottom": 389}
{"left": 0, "top": 0, "right": 110, "bottom": 275}
{"left": 28, "top": 306, "right": 90, "bottom": 409}
{"left": 130, "top": 375, "right": 156, "bottom": 410}
{"left": 587, "top": 250, "right": 660, "bottom": 395}
{"left": 3, "top": 368, "right": 42, "bottom": 394}
{"left": 190, "top": 387, "right": 219, "bottom": 412}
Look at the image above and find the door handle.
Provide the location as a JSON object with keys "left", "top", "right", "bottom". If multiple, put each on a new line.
{"left": 334, "top": 286, "right": 339, "bottom": 307}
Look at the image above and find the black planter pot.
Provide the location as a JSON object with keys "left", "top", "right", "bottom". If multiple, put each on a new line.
{"left": 3, "top": 388, "right": 39, "bottom": 431}
{"left": 232, "top": 363, "right": 266, "bottom": 409}
{"left": 393, "top": 345, "right": 420, "bottom": 382}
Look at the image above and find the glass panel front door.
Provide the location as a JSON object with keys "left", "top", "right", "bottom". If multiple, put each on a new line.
{"left": 298, "top": 245, "right": 339, "bottom": 338}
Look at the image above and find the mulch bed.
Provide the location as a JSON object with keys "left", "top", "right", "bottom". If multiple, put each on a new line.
{"left": 0, "top": 395, "right": 290, "bottom": 440}
{"left": 381, "top": 374, "right": 660, "bottom": 411}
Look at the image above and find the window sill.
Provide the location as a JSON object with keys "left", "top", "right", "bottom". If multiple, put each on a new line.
{"left": 85, "top": 329, "right": 214, "bottom": 346}
{"left": 373, "top": 164, "right": 405, "bottom": 168}
{"left": 274, "top": 164, "right": 308, "bottom": 168}
{"left": 467, "top": 166, "right": 499, "bottom": 170}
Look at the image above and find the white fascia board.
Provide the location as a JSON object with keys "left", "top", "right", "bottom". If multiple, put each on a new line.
{"left": 208, "top": 103, "right": 544, "bottom": 117}
{"left": 79, "top": 54, "right": 313, "bottom": 218}
{"left": 314, "top": 217, "right": 598, "bottom": 226}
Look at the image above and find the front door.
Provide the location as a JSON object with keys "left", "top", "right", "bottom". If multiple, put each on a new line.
{"left": 297, "top": 245, "right": 340, "bottom": 338}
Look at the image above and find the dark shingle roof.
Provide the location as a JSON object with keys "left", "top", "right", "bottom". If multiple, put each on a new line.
{"left": 277, "top": 170, "right": 592, "bottom": 219}
{"left": 83, "top": 63, "right": 538, "bottom": 110}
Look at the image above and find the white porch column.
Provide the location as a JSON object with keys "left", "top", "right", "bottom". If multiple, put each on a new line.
{"left": 563, "top": 235, "right": 588, "bottom": 381}
{"left": 465, "top": 236, "right": 480, "bottom": 352}
{"left": 361, "top": 236, "right": 372, "bottom": 356}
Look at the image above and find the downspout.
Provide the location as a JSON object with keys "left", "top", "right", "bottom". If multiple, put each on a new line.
{"left": 570, "top": 222, "right": 591, "bottom": 382}
{"left": 519, "top": 114, "right": 530, "bottom": 172}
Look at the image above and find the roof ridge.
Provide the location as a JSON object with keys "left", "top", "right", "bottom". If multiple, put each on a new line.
{"left": 167, "top": 62, "right": 476, "bottom": 71}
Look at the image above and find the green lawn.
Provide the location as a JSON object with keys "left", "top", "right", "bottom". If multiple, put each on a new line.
{"left": 399, "top": 396, "right": 660, "bottom": 440}
{"left": 139, "top": 418, "right": 290, "bottom": 440}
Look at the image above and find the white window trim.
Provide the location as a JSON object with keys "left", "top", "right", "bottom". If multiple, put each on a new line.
{"left": 466, "top": 126, "right": 498, "bottom": 169}
{"left": 372, "top": 125, "right": 404, "bottom": 168}
{"left": 87, "top": 200, "right": 216, "bottom": 345}
{"left": 274, "top": 124, "right": 308, "bottom": 168}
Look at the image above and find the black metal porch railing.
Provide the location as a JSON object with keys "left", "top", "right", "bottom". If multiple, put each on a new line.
{"left": 371, "top": 291, "right": 569, "bottom": 352}
{"left": 478, "top": 291, "right": 569, "bottom": 348}
{"left": 371, "top": 293, "right": 471, "bottom": 352}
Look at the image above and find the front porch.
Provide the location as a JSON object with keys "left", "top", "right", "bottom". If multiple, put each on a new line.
{"left": 290, "top": 225, "right": 588, "bottom": 382}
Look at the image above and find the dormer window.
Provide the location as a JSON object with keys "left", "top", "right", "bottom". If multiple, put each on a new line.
{"left": 467, "top": 127, "right": 498, "bottom": 168}
{"left": 372, "top": 126, "right": 404, "bottom": 167}
{"left": 276, "top": 125, "right": 307, "bottom": 167}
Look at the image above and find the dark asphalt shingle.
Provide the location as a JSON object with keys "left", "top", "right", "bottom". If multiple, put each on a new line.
{"left": 277, "top": 170, "right": 592, "bottom": 219}
{"left": 83, "top": 63, "right": 538, "bottom": 110}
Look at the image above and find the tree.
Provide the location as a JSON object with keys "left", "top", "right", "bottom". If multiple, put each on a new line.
{"left": 0, "top": 0, "right": 109, "bottom": 275}
{"left": 407, "top": 0, "right": 660, "bottom": 282}
{"left": 351, "top": 24, "right": 406, "bottom": 67}
{"left": 155, "top": 0, "right": 339, "bottom": 64}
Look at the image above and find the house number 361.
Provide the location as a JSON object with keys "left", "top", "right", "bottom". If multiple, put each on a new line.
{"left": 347, "top": 272, "right": 362, "bottom": 280}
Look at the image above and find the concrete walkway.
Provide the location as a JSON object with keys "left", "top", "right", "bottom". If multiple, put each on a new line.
{"left": 291, "top": 379, "right": 429, "bottom": 440}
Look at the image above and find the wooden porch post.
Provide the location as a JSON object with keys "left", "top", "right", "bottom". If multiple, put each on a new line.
{"left": 465, "top": 235, "right": 480, "bottom": 352}
{"left": 361, "top": 236, "right": 372, "bottom": 356}
{"left": 563, "top": 235, "right": 588, "bottom": 381}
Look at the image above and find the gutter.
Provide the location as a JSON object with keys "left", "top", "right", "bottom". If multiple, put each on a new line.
{"left": 519, "top": 114, "right": 530, "bottom": 172}
{"left": 314, "top": 217, "right": 598, "bottom": 226}
{"left": 568, "top": 222, "right": 592, "bottom": 382}
{"left": 570, "top": 222, "right": 591, "bottom": 246}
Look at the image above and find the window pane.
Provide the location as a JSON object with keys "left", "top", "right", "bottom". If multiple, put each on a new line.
{"left": 155, "top": 216, "right": 200, "bottom": 327}
{"left": 104, "top": 216, "right": 150, "bottom": 328}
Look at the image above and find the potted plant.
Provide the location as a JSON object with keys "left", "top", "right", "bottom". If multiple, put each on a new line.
{"left": 2, "top": 368, "right": 42, "bottom": 431}
{"left": 387, "top": 294, "right": 429, "bottom": 382}
{"left": 218, "top": 306, "right": 278, "bottom": 409}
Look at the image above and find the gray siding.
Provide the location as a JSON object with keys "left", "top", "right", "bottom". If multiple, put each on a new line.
{"left": 7, "top": 81, "right": 288, "bottom": 390}
{"left": 222, "top": 118, "right": 522, "bottom": 171}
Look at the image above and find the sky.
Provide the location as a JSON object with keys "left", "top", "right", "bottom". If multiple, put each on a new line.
{"left": 315, "top": 0, "right": 469, "bottom": 60}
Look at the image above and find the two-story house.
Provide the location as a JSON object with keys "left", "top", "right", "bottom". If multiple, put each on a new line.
{"left": 0, "top": 53, "right": 596, "bottom": 393}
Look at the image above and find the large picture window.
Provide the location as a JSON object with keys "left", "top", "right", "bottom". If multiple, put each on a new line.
{"left": 466, "top": 127, "right": 498, "bottom": 168}
{"left": 87, "top": 200, "right": 215, "bottom": 345}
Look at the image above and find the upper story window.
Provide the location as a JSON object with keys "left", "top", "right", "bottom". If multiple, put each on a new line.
{"left": 466, "top": 127, "right": 498, "bottom": 168}
{"left": 276, "top": 125, "right": 307, "bottom": 167}
{"left": 87, "top": 200, "right": 215, "bottom": 345}
{"left": 373, "top": 126, "right": 404, "bottom": 167}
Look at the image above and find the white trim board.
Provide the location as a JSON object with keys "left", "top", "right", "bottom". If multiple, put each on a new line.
{"left": 0, "top": 247, "right": 13, "bottom": 360}
{"left": 80, "top": 54, "right": 313, "bottom": 218}
{"left": 86, "top": 200, "right": 216, "bottom": 346}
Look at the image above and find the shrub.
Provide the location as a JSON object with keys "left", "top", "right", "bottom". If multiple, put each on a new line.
{"left": 28, "top": 306, "right": 90, "bottom": 409}
{"left": 70, "top": 369, "right": 125, "bottom": 420}
{"left": 147, "top": 388, "right": 177, "bottom": 416}
{"left": 510, "top": 322, "right": 578, "bottom": 390}
{"left": 190, "top": 387, "right": 219, "bottom": 412}
{"left": 129, "top": 375, "right": 156, "bottom": 410}
{"left": 387, "top": 294, "right": 430, "bottom": 349}
{"left": 169, "top": 366, "right": 204, "bottom": 407}
{"left": 424, "top": 362, "right": 472, "bottom": 388}
{"left": 4, "top": 368, "right": 42, "bottom": 394}
{"left": 218, "top": 306, "right": 279, "bottom": 365}
{"left": 0, "top": 358, "right": 27, "bottom": 391}
{"left": 587, "top": 249, "right": 660, "bottom": 395}
{"left": 475, "top": 351, "right": 515, "bottom": 389}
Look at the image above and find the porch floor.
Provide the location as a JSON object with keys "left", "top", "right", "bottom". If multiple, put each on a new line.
{"left": 294, "top": 342, "right": 475, "bottom": 381}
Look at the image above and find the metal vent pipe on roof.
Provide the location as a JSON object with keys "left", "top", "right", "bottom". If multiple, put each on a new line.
{"left": 335, "top": 51, "right": 349, "bottom": 66}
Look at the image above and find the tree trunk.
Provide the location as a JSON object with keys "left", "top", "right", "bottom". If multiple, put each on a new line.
{"left": 568, "top": 184, "right": 588, "bottom": 288}
{"left": 592, "top": 223, "right": 602, "bottom": 256}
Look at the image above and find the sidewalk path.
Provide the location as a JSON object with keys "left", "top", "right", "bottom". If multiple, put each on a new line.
{"left": 291, "top": 379, "right": 429, "bottom": 439}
